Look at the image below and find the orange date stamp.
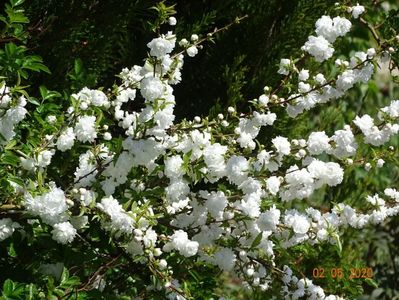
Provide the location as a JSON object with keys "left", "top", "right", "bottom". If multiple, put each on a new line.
{"left": 312, "top": 267, "right": 373, "bottom": 279}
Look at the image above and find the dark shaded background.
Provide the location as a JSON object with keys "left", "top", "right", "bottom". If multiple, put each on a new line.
{"left": 25, "top": 0, "right": 336, "bottom": 119}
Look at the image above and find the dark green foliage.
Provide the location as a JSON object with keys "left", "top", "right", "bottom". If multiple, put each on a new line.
{"left": 23, "top": 0, "right": 339, "bottom": 119}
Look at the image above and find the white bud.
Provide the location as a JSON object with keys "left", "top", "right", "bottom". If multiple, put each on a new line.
{"left": 217, "top": 113, "right": 224, "bottom": 120}
{"left": 246, "top": 267, "right": 255, "bottom": 276}
{"left": 134, "top": 229, "right": 143, "bottom": 236}
{"left": 367, "top": 48, "right": 376, "bottom": 58}
{"left": 227, "top": 106, "right": 235, "bottom": 113}
{"left": 168, "top": 16, "right": 177, "bottom": 26}
{"left": 159, "top": 259, "right": 168, "bottom": 270}
{"left": 376, "top": 159, "right": 385, "bottom": 168}
{"left": 298, "top": 139, "right": 307, "bottom": 148}
{"left": 153, "top": 248, "right": 162, "bottom": 257}
{"left": 67, "top": 106, "right": 75, "bottom": 114}
{"left": 103, "top": 132, "right": 112, "bottom": 140}
{"left": 239, "top": 250, "right": 247, "bottom": 258}
{"left": 179, "top": 38, "right": 189, "bottom": 47}
{"left": 47, "top": 115, "right": 56, "bottom": 124}
{"left": 258, "top": 95, "right": 269, "bottom": 106}
{"left": 80, "top": 102, "right": 88, "bottom": 110}
{"left": 191, "top": 34, "right": 199, "bottom": 42}
{"left": 298, "top": 149, "right": 306, "bottom": 158}
{"left": 194, "top": 116, "right": 201, "bottom": 123}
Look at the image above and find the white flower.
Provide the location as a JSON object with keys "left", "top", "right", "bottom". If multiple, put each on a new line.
{"left": 25, "top": 186, "right": 68, "bottom": 225}
{"left": 57, "top": 127, "right": 76, "bottom": 151}
{"left": 20, "top": 157, "right": 35, "bottom": 171}
{"left": 203, "top": 143, "right": 227, "bottom": 180}
{"left": 201, "top": 190, "right": 228, "bottom": 219}
{"left": 315, "top": 16, "right": 351, "bottom": 43}
{"left": 97, "top": 196, "right": 134, "bottom": 235}
{"left": 143, "top": 229, "right": 157, "bottom": 247}
{"left": 315, "top": 16, "right": 335, "bottom": 42}
{"left": 126, "top": 239, "right": 144, "bottom": 256}
{"left": 307, "top": 131, "right": 331, "bottom": 155}
{"left": 278, "top": 58, "right": 291, "bottom": 75}
{"left": 226, "top": 155, "right": 249, "bottom": 185}
{"left": 147, "top": 36, "right": 175, "bottom": 58}
{"left": 164, "top": 155, "right": 185, "bottom": 179}
{"left": 307, "top": 160, "right": 344, "bottom": 187}
{"left": 258, "top": 95, "right": 269, "bottom": 106}
{"left": 74, "top": 115, "right": 97, "bottom": 143}
{"left": 314, "top": 73, "right": 326, "bottom": 84}
{"left": 47, "top": 115, "right": 56, "bottom": 124}
{"left": 336, "top": 70, "right": 356, "bottom": 91}
{"left": 330, "top": 127, "right": 357, "bottom": 158}
{"left": 257, "top": 206, "right": 280, "bottom": 231}
{"left": 0, "top": 218, "right": 20, "bottom": 241}
{"left": 302, "top": 35, "right": 334, "bottom": 62}
{"left": 91, "top": 90, "right": 109, "bottom": 107}
{"left": 332, "top": 16, "right": 352, "bottom": 38}
{"left": 298, "top": 69, "right": 310, "bottom": 81}
{"left": 272, "top": 136, "right": 291, "bottom": 155}
{"left": 214, "top": 247, "right": 236, "bottom": 271}
{"left": 51, "top": 222, "right": 76, "bottom": 244}
{"left": 351, "top": 4, "right": 365, "bottom": 19}
{"left": 163, "top": 230, "right": 199, "bottom": 257}
{"left": 186, "top": 45, "right": 198, "bottom": 57}
{"left": 179, "top": 38, "right": 189, "bottom": 47}
{"left": 36, "top": 150, "right": 54, "bottom": 168}
{"left": 381, "top": 100, "right": 399, "bottom": 118}
{"left": 72, "top": 88, "right": 109, "bottom": 108}
{"left": 284, "top": 210, "right": 311, "bottom": 234}
{"left": 140, "top": 77, "right": 164, "bottom": 102}
{"left": 266, "top": 176, "right": 280, "bottom": 195}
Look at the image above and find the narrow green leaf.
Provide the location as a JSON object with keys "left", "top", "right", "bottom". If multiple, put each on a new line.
{"left": 251, "top": 232, "right": 263, "bottom": 249}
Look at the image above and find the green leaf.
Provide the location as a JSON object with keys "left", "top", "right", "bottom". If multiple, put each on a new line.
{"left": 332, "top": 233, "right": 342, "bottom": 257}
{"left": 365, "top": 278, "right": 379, "bottom": 289}
{"left": 10, "top": 0, "right": 25, "bottom": 7}
{"left": 7, "top": 243, "right": 17, "bottom": 258}
{"left": 251, "top": 232, "right": 263, "bottom": 249}
{"left": 39, "top": 86, "right": 61, "bottom": 101}
{"left": 74, "top": 58, "right": 83, "bottom": 75}
{"left": 60, "top": 268, "right": 69, "bottom": 285}
{"left": 2, "top": 279, "right": 14, "bottom": 295}
{"left": 27, "top": 97, "right": 40, "bottom": 106}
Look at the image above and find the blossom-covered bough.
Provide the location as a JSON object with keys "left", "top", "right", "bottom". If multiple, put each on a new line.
{"left": 1, "top": 2, "right": 399, "bottom": 299}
